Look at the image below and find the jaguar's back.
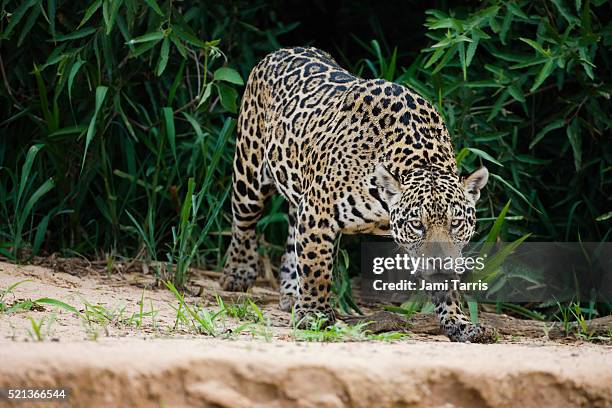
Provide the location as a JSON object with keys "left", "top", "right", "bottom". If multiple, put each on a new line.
{"left": 243, "top": 48, "right": 457, "bottom": 204}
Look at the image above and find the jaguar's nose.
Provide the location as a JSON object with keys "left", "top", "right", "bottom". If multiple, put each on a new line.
{"left": 421, "top": 227, "right": 460, "bottom": 273}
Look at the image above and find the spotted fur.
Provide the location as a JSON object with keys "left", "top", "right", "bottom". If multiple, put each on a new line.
{"left": 220, "top": 47, "right": 494, "bottom": 343}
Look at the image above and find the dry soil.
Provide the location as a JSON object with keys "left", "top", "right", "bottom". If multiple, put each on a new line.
{"left": 1, "top": 261, "right": 611, "bottom": 408}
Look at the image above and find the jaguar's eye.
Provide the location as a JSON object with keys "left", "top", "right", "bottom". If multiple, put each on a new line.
{"left": 409, "top": 220, "right": 424, "bottom": 231}
{"left": 450, "top": 218, "right": 463, "bottom": 229}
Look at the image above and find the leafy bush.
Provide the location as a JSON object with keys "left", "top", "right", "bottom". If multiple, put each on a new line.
{"left": 355, "top": 0, "right": 611, "bottom": 242}
{"left": 0, "top": 0, "right": 292, "bottom": 265}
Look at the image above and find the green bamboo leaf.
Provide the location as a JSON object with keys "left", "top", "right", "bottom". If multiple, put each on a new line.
{"left": 431, "top": 36, "right": 453, "bottom": 49}
{"left": 425, "top": 9, "right": 448, "bottom": 19}
{"left": 371, "top": 39, "right": 386, "bottom": 75}
{"left": 433, "top": 45, "right": 458, "bottom": 74}
{"left": 519, "top": 37, "right": 550, "bottom": 56}
{"left": 485, "top": 200, "right": 511, "bottom": 244}
{"left": 54, "top": 27, "right": 97, "bottom": 41}
{"left": 551, "top": 0, "right": 580, "bottom": 25}
{"left": 162, "top": 107, "right": 176, "bottom": 160}
{"left": 487, "top": 89, "right": 510, "bottom": 121}
{"left": 596, "top": 211, "right": 612, "bottom": 222}
{"left": 489, "top": 48, "right": 531, "bottom": 63}
{"left": 48, "top": 125, "right": 87, "bottom": 138}
{"left": 48, "top": 0, "right": 56, "bottom": 36}
{"left": 17, "top": 3, "right": 41, "bottom": 46}
{"left": 144, "top": 0, "right": 164, "bottom": 16}
{"left": 465, "top": 32, "right": 479, "bottom": 67}
{"left": 113, "top": 94, "right": 136, "bottom": 139}
{"left": 16, "top": 144, "right": 44, "bottom": 211}
{"left": 567, "top": 118, "right": 582, "bottom": 171}
{"left": 427, "top": 18, "right": 462, "bottom": 30}
{"left": 115, "top": 12, "right": 130, "bottom": 43}
{"left": 500, "top": 10, "right": 513, "bottom": 45}
{"left": 180, "top": 178, "right": 195, "bottom": 227}
{"left": 580, "top": 0, "right": 592, "bottom": 31}
{"left": 530, "top": 59, "right": 555, "bottom": 92}
{"left": 82, "top": 86, "right": 109, "bottom": 170}
{"left": 169, "top": 32, "right": 187, "bottom": 58}
{"left": 33, "top": 64, "right": 57, "bottom": 131}
{"left": 424, "top": 48, "right": 445, "bottom": 69}
{"left": 2, "top": 0, "right": 38, "bottom": 39}
{"left": 182, "top": 112, "right": 205, "bottom": 139}
{"left": 385, "top": 47, "right": 398, "bottom": 80}
{"left": 156, "top": 37, "right": 170, "bottom": 76}
{"left": 68, "top": 59, "right": 86, "bottom": 104}
{"left": 507, "top": 84, "right": 525, "bottom": 102}
{"left": 475, "top": 4, "right": 500, "bottom": 19}
{"left": 490, "top": 173, "right": 537, "bottom": 211}
{"left": 459, "top": 42, "right": 467, "bottom": 80}
{"left": 578, "top": 48, "right": 595, "bottom": 80}
{"left": 216, "top": 83, "right": 238, "bottom": 113}
{"left": 78, "top": 0, "right": 102, "bottom": 28}
{"left": 455, "top": 147, "right": 469, "bottom": 168}
{"left": 127, "top": 31, "right": 163, "bottom": 45}
{"left": 172, "top": 25, "right": 208, "bottom": 49}
{"left": 510, "top": 56, "right": 550, "bottom": 69}
{"left": 467, "top": 147, "right": 504, "bottom": 167}
{"left": 529, "top": 118, "right": 565, "bottom": 149}
{"left": 476, "top": 234, "right": 531, "bottom": 283}
{"left": 489, "top": 13, "right": 501, "bottom": 33}
{"left": 131, "top": 40, "right": 159, "bottom": 57}
{"left": 464, "top": 80, "right": 503, "bottom": 88}
{"left": 515, "top": 155, "right": 552, "bottom": 165}
{"left": 201, "top": 118, "right": 236, "bottom": 192}
{"left": 168, "top": 59, "right": 186, "bottom": 105}
{"left": 102, "top": 0, "right": 109, "bottom": 29}
{"left": 103, "top": 0, "right": 122, "bottom": 35}
{"left": 507, "top": 3, "right": 529, "bottom": 19}
{"left": 22, "top": 178, "right": 55, "bottom": 224}
{"left": 38, "top": 45, "right": 67, "bottom": 71}
{"left": 196, "top": 83, "right": 213, "bottom": 109}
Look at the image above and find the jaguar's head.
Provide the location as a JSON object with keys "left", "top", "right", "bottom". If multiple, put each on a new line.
{"left": 375, "top": 164, "right": 488, "bottom": 266}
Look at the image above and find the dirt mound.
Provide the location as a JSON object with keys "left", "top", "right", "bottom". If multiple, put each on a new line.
{"left": 1, "top": 261, "right": 612, "bottom": 407}
{"left": 2, "top": 339, "right": 612, "bottom": 407}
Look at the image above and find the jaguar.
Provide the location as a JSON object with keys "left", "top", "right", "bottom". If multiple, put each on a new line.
{"left": 219, "top": 46, "right": 495, "bottom": 343}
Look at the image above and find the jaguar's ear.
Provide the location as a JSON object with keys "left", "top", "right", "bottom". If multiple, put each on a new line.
{"left": 463, "top": 167, "right": 489, "bottom": 203}
{"left": 374, "top": 164, "right": 402, "bottom": 203}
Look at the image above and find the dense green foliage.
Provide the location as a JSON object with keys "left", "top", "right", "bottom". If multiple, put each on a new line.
{"left": 0, "top": 0, "right": 291, "bottom": 265}
{"left": 0, "top": 0, "right": 610, "bottom": 276}
{"left": 397, "top": 1, "right": 612, "bottom": 242}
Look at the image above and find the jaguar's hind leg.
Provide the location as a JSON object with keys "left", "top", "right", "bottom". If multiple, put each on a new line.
{"left": 219, "top": 71, "right": 274, "bottom": 292}
{"left": 219, "top": 165, "right": 275, "bottom": 292}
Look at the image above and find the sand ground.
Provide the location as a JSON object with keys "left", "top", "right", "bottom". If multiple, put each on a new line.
{"left": 1, "top": 261, "right": 611, "bottom": 407}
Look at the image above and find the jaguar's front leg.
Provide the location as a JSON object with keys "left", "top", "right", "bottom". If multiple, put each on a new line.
{"left": 278, "top": 205, "right": 298, "bottom": 312}
{"left": 431, "top": 289, "right": 496, "bottom": 343}
{"left": 293, "top": 202, "right": 338, "bottom": 328}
